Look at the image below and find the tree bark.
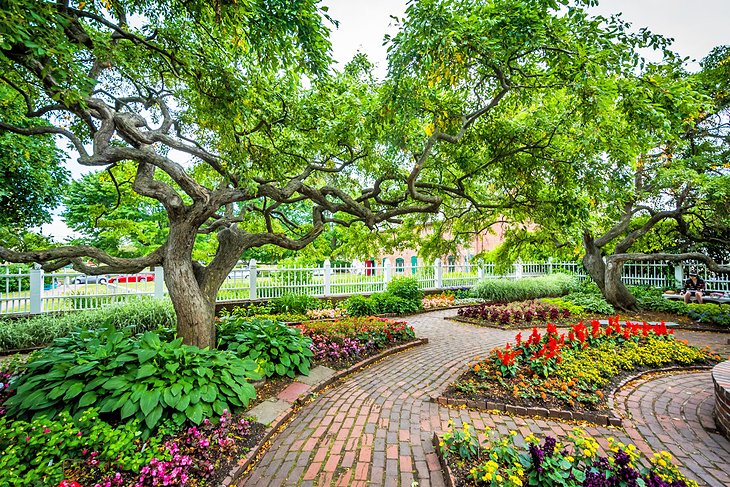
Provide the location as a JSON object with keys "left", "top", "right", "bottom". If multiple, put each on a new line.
{"left": 582, "top": 232, "right": 637, "bottom": 310}
{"left": 163, "top": 224, "right": 217, "bottom": 349}
{"left": 603, "top": 259, "right": 637, "bottom": 310}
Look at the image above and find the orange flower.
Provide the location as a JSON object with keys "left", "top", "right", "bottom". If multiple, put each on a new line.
{"left": 540, "top": 392, "right": 547, "bottom": 400}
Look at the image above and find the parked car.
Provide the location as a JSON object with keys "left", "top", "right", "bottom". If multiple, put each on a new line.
{"left": 73, "top": 274, "right": 108, "bottom": 285}
{"left": 108, "top": 273, "right": 154, "bottom": 283}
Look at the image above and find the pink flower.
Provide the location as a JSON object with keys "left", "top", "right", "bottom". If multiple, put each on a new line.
{"left": 44, "top": 428, "right": 51, "bottom": 434}
{"left": 76, "top": 431, "right": 83, "bottom": 437}
{"left": 25, "top": 436, "right": 30, "bottom": 442}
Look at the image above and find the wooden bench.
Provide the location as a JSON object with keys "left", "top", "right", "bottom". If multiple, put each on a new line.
{"left": 662, "top": 292, "right": 730, "bottom": 304}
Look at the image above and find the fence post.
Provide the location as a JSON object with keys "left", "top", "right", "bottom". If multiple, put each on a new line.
{"left": 153, "top": 266, "right": 165, "bottom": 299}
{"left": 323, "top": 259, "right": 331, "bottom": 296}
{"left": 30, "top": 268, "right": 44, "bottom": 314}
{"left": 514, "top": 259, "right": 523, "bottom": 280}
{"left": 548, "top": 257, "right": 553, "bottom": 275}
{"left": 383, "top": 259, "right": 392, "bottom": 285}
{"left": 674, "top": 264, "right": 684, "bottom": 290}
{"left": 477, "top": 264, "right": 484, "bottom": 281}
{"left": 249, "top": 259, "right": 257, "bottom": 300}
{"left": 434, "top": 258, "right": 443, "bottom": 289}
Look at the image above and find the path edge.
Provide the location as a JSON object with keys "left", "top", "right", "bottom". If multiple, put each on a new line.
{"left": 220, "top": 337, "right": 430, "bottom": 487}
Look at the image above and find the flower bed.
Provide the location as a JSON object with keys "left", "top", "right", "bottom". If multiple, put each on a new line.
{"left": 295, "top": 317, "right": 417, "bottom": 369}
{"left": 455, "top": 300, "right": 573, "bottom": 329}
{"left": 444, "top": 317, "right": 719, "bottom": 413}
{"left": 436, "top": 422, "right": 698, "bottom": 487}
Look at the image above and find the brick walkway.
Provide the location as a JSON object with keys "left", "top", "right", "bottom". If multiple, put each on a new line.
{"left": 239, "top": 310, "right": 730, "bottom": 487}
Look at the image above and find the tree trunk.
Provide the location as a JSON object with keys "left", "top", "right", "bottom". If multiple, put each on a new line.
{"left": 164, "top": 225, "right": 217, "bottom": 349}
{"left": 603, "top": 259, "right": 637, "bottom": 310}
{"left": 582, "top": 233, "right": 637, "bottom": 310}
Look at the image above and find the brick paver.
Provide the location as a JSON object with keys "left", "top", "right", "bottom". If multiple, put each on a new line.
{"left": 238, "top": 311, "right": 730, "bottom": 487}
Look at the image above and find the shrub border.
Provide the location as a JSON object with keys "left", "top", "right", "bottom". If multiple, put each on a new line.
{"left": 219, "top": 338, "right": 429, "bottom": 486}
{"left": 433, "top": 365, "right": 713, "bottom": 428}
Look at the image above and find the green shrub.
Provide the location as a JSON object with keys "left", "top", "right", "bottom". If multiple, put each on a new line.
{"left": 218, "top": 318, "right": 314, "bottom": 377}
{"left": 0, "top": 408, "right": 164, "bottom": 487}
{"left": 540, "top": 297, "right": 586, "bottom": 316}
{"left": 0, "top": 297, "right": 176, "bottom": 351}
{"left": 269, "top": 293, "right": 321, "bottom": 314}
{"left": 4, "top": 327, "right": 259, "bottom": 434}
{"left": 344, "top": 294, "right": 378, "bottom": 317}
{"left": 560, "top": 291, "right": 614, "bottom": 315}
{"left": 372, "top": 293, "right": 421, "bottom": 314}
{"left": 471, "top": 274, "right": 577, "bottom": 302}
{"left": 386, "top": 277, "right": 423, "bottom": 303}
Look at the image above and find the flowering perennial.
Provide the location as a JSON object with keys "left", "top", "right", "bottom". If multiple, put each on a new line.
{"left": 439, "top": 423, "right": 698, "bottom": 487}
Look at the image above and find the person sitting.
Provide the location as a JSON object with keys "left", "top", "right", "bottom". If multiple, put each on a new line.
{"left": 682, "top": 272, "right": 706, "bottom": 304}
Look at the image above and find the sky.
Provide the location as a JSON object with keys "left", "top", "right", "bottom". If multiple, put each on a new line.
{"left": 41, "top": 0, "right": 730, "bottom": 241}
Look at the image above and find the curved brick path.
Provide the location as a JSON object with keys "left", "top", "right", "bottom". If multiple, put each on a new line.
{"left": 239, "top": 310, "right": 730, "bottom": 487}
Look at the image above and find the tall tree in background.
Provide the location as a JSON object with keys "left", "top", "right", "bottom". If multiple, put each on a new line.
{"left": 0, "top": 86, "right": 67, "bottom": 246}
{"left": 0, "top": 0, "right": 670, "bottom": 346}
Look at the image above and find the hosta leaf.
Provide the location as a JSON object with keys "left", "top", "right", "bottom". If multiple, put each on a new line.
{"left": 186, "top": 402, "right": 204, "bottom": 424}
{"left": 78, "top": 391, "right": 98, "bottom": 408}
{"left": 140, "top": 390, "right": 161, "bottom": 416}
{"left": 120, "top": 399, "right": 139, "bottom": 420}
{"left": 63, "top": 382, "right": 85, "bottom": 400}
{"left": 103, "top": 377, "right": 128, "bottom": 390}
{"left": 137, "top": 364, "right": 157, "bottom": 379}
{"left": 66, "top": 361, "right": 98, "bottom": 377}
{"left": 145, "top": 404, "right": 163, "bottom": 430}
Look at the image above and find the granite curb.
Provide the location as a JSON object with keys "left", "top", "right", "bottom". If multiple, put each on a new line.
{"left": 218, "top": 337, "right": 429, "bottom": 486}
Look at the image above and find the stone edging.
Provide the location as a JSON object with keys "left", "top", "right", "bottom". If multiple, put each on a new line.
{"left": 711, "top": 361, "right": 730, "bottom": 440}
{"left": 432, "top": 394, "right": 622, "bottom": 427}
{"left": 432, "top": 433, "right": 457, "bottom": 487}
{"left": 219, "top": 338, "right": 429, "bottom": 486}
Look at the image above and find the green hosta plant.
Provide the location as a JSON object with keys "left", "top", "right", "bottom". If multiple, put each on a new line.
{"left": 4, "top": 327, "right": 259, "bottom": 434}
{"left": 218, "top": 318, "right": 314, "bottom": 378}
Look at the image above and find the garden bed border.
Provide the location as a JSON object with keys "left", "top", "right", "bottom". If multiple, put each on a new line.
{"left": 433, "top": 365, "right": 713, "bottom": 428}
{"left": 432, "top": 433, "right": 458, "bottom": 487}
{"left": 219, "top": 338, "right": 429, "bottom": 486}
{"left": 712, "top": 360, "right": 730, "bottom": 439}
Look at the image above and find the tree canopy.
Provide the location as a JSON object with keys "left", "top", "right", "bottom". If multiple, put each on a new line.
{"left": 0, "top": 0, "right": 702, "bottom": 345}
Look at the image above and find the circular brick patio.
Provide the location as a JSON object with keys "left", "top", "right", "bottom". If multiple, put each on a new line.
{"left": 238, "top": 310, "right": 730, "bottom": 487}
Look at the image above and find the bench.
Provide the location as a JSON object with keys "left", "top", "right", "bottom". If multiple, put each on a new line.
{"left": 662, "top": 292, "right": 730, "bottom": 305}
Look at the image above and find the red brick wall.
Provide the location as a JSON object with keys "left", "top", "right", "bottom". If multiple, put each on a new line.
{"left": 713, "top": 361, "right": 730, "bottom": 439}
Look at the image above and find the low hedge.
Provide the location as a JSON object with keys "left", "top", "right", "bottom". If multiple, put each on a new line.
{"left": 471, "top": 274, "right": 577, "bottom": 302}
{"left": 0, "top": 298, "right": 176, "bottom": 352}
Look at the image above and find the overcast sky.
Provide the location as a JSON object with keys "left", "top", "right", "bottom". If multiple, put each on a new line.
{"left": 42, "top": 0, "right": 730, "bottom": 240}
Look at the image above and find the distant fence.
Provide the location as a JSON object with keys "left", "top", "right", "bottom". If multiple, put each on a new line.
{"left": 1, "top": 258, "right": 728, "bottom": 316}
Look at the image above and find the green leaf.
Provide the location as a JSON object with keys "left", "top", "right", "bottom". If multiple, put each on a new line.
{"left": 201, "top": 385, "right": 217, "bottom": 403}
{"left": 140, "top": 390, "right": 161, "bottom": 416}
{"left": 145, "top": 404, "right": 164, "bottom": 430}
{"left": 63, "top": 382, "right": 85, "bottom": 400}
{"left": 78, "top": 391, "right": 98, "bottom": 408}
{"left": 66, "top": 361, "right": 98, "bottom": 377}
{"left": 137, "top": 363, "right": 157, "bottom": 379}
{"left": 103, "top": 377, "right": 128, "bottom": 390}
{"left": 136, "top": 349, "right": 157, "bottom": 363}
{"left": 186, "top": 402, "right": 204, "bottom": 424}
{"left": 120, "top": 399, "right": 139, "bottom": 420}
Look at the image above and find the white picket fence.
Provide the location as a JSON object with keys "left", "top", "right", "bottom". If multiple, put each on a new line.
{"left": 1, "top": 258, "right": 728, "bottom": 316}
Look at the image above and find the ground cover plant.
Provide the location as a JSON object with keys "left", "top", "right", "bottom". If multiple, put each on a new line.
{"left": 0, "top": 407, "right": 263, "bottom": 487}
{"left": 471, "top": 274, "right": 576, "bottom": 303}
{"left": 423, "top": 293, "right": 456, "bottom": 309}
{"left": 0, "top": 298, "right": 176, "bottom": 352}
{"left": 295, "top": 317, "right": 417, "bottom": 368}
{"left": 631, "top": 287, "right": 730, "bottom": 327}
{"left": 456, "top": 300, "right": 572, "bottom": 328}
{"left": 445, "top": 317, "right": 718, "bottom": 412}
{"left": 437, "top": 422, "right": 698, "bottom": 487}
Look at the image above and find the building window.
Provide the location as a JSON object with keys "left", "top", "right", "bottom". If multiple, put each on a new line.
{"left": 395, "top": 258, "right": 405, "bottom": 273}
{"left": 411, "top": 256, "right": 418, "bottom": 275}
